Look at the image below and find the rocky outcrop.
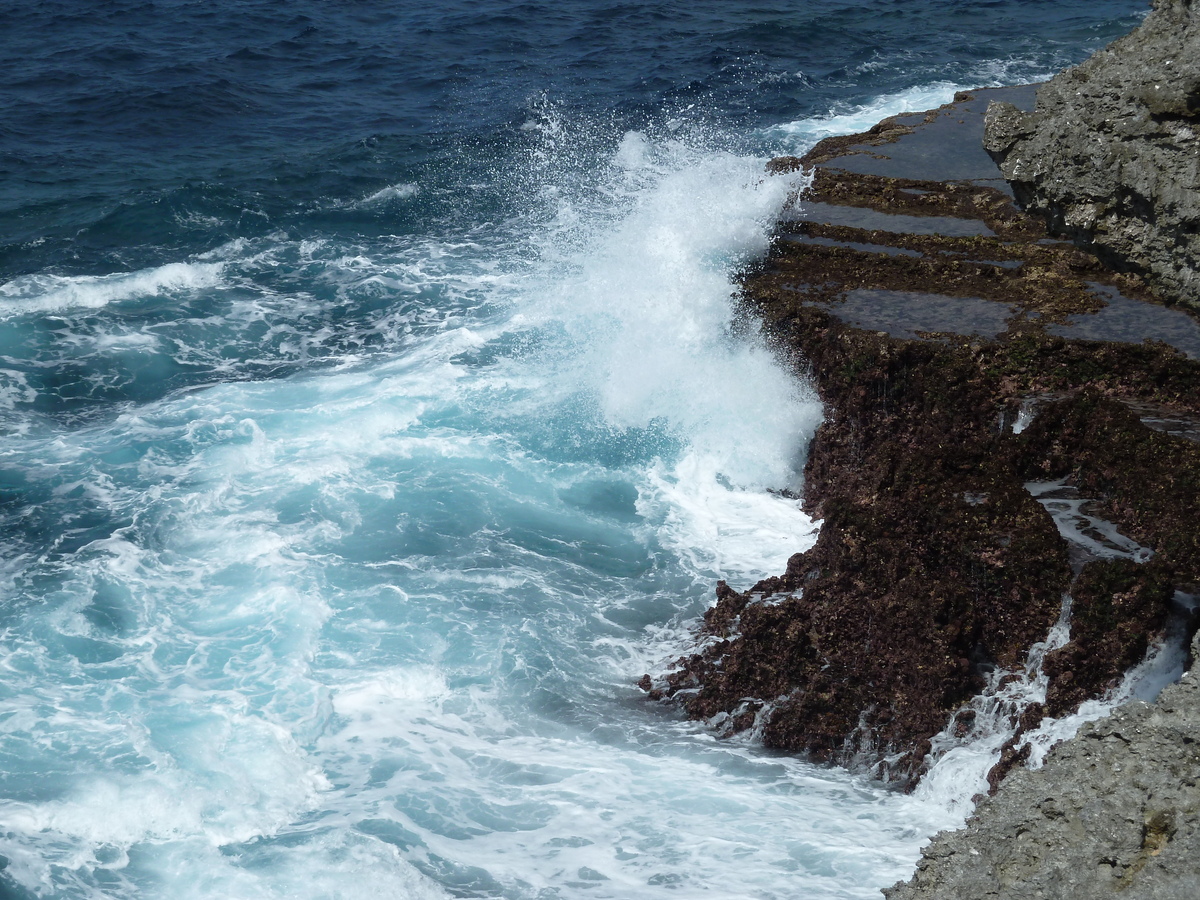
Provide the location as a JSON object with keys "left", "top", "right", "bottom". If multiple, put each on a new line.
{"left": 877, "top": 6, "right": 1200, "bottom": 895}
{"left": 885, "top": 630, "right": 1200, "bottom": 900}
{"left": 640, "top": 84, "right": 1200, "bottom": 786}
{"left": 639, "top": 2, "right": 1200, "bottom": 891}
{"left": 984, "top": 0, "right": 1200, "bottom": 311}
{"left": 655, "top": 320, "right": 1073, "bottom": 781}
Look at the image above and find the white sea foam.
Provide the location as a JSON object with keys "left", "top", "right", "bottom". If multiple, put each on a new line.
{"left": 332, "top": 668, "right": 450, "bottom": 720}
{"left": 918, "top": 590, "right": 1196, "bottom": 816}
{"left": 640, "top": 450, "right": 820, "bottom": 582}
{"left": 1018, "top": 591, "right": 1197, "bottom": 769}
{"left": 512, "top": 133, "right": 823, "bottom": 585}
{"left": 0, "top": 91, "right": 1048, "bottom": 900}
{"left": 0, "top": 369, "right": 37, "bottom": 410}
{"left": 0, "top": 260, "right": 226, "bottom": 318}
{"left": 89, "top": 330, "right": 162, "bottom": 352}
{"left": 613, "top": 130, "right": 654, "bottom": 170}
{"left": 315, "top": 658, "right": 960, "bottom": 900}
{"left": 362, "top": 182, "right": 420, "bottom": 204}
{"left": 761, "top": 82, "right": 965, "bottom": 152}
{"left": 915, "top": 595, "right": 1073, "bottom": 813}
{"left": 142, "top": 832, "right": 452, "bottom": 900}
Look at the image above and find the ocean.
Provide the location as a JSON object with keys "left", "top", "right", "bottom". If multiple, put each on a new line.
{"left": 0, "top": 2, "right": 1151, "bottom": 897}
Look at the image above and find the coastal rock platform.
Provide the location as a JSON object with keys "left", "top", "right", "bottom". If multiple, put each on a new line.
{"left": 641, "top": 77, "right": 1200, "bottom": 801}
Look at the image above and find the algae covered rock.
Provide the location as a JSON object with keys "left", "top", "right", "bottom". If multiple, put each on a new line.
{"left": 641, "top": 74, "right": 1200, "bottom": 789}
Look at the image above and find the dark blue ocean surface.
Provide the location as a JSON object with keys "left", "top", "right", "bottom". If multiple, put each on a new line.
{"left": 0, "top": 2, "right": 1148, "bottom": 898}
{"left": 2, "top": 0, "right": 1145, "bottom": 282}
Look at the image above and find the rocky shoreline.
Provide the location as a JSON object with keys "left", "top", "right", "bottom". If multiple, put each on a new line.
{"left": 640, "top": 0, "right": 1200, "bottom": 892}
{"left": 888, "top": 3, "right": 1200, "bottom": 896}
{"left": 643, "top": 79, "right": 1200, "bottom": 783}
{"left": 885, "top": 629, "right": 1200, "bottom": 898}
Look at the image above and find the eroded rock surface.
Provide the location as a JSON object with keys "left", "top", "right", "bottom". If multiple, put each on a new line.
{"left": 636, "top": 3, "right": 1200, "bottom": 893}
{"left": 885, "top": 630, "right": 1200, "bottom": 900}
{"left": 984, "top": 0, "right": 1200, "bottom": 311}
{"left": 878, "top": 8, "right": 1200, "bottom": 887}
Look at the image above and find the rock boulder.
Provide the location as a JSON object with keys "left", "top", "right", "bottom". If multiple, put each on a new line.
{"left": 984, "top": 0, "right": 1200, "bottom": 310}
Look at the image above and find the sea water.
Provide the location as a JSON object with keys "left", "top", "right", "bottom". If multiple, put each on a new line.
{"left": 0, "top": 2, "right": 1153, "bottom": 897}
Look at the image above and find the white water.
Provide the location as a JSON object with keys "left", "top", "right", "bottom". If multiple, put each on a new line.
{"left": 0, "top": 85, "right": 1184, "bottom": 900}
{"left": 762, "top": 82, "right": 967, "bottom": 149}
{"left": 916, "top": 593, "right": 1194, "bottom": 813}
{"left": 0, "top": 110, "right": 948, "bottom": 900}
{"left": 0, "top": 262, "right": 227, "bottom": 318}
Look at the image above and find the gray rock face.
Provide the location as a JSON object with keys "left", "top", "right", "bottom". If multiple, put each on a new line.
{"left": 885, "top": 631, "right": 1200, "bottom": 900}
{"left": 883, "top": 628, "right": 1200, "bottom": 897}
{"left": 983, "top": 0, "right": 1200, "bottom": 310}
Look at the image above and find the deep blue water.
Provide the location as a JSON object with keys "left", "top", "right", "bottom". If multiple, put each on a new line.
{"left": 0, "top": 2, "right": 1148, "bottom": 898}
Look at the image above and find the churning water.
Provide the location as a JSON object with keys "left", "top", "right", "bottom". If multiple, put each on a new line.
{"left": 0, "top": 2, "right": 1153, "bottom": 896}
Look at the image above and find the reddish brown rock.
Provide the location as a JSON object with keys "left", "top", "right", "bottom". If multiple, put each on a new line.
{"left": 641, "top": 86, "right": 1200, "bottom": 788}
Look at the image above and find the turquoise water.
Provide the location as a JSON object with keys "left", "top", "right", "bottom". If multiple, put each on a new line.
{"left": 0, "top": 2, "right": 1148, "bottom": 896}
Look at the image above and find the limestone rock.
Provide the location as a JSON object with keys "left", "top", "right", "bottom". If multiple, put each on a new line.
{"left": 885, "top": 631, "right": 1200, "bottom": 900}
{"left": 984, "top": 0, "right": 1200, "bottom": 310}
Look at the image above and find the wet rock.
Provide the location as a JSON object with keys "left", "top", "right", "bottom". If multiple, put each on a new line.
{"left": 1015, "top": 392, "right": 1200, "bottom": 578}
{"left": 1040, "top": 557, "right": 1175, "bottom": 717}
{"left": 641, "top": 77, "right": 1200, "bottom": 789}
{"left": 986, "top": 731, "right": 1031, "bottom": 795}
{"left": 882, "top": 6, "right": 1200, "bottom": 891}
